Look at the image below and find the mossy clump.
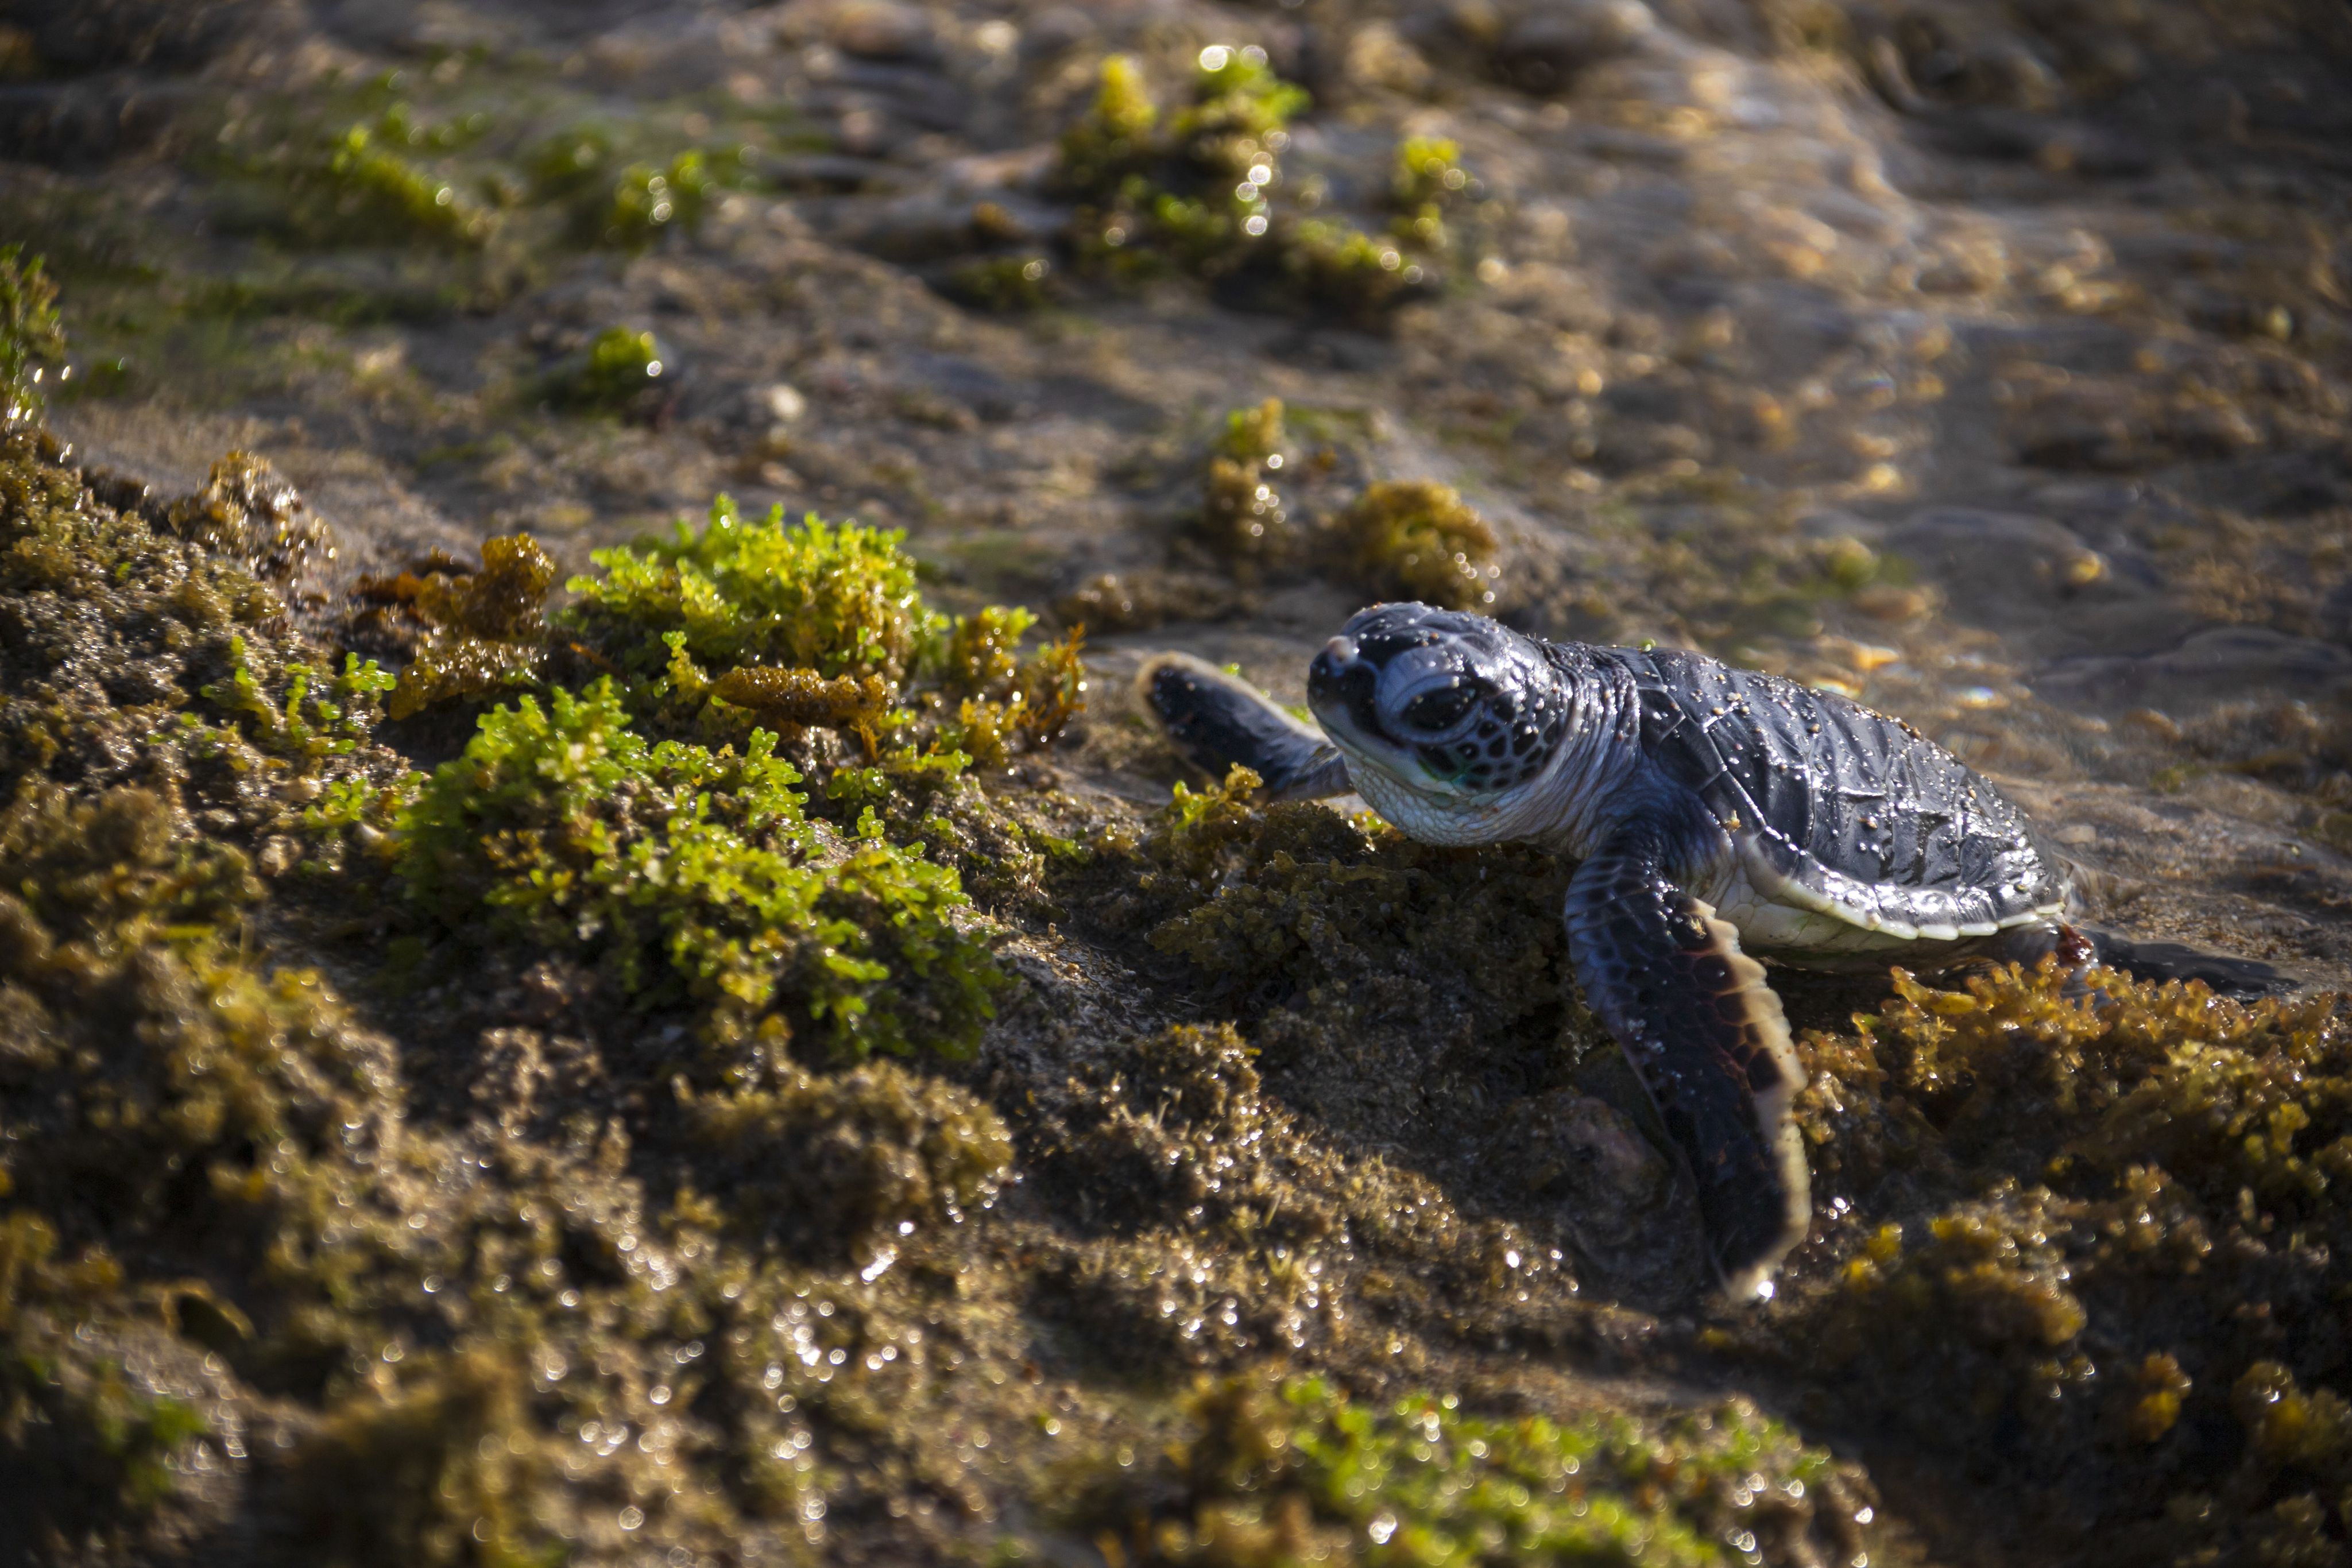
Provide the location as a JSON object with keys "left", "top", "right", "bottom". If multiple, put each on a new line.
{"left": 161, "top": 449, "right": 338, "bottom": 586}
{"left": 393, "top": 679, "right": 1000, "bottom": 1058}
{"left": 936, "top": 605, "right": 1087, "bottom": 768}
{"left": 603, "top": 151, "right": 716, "bottom": 249}
{"left": 0, "top": 1214, "right": 231, "bottom": 1551}
{"left": 1338, "top": 479, "right": 1500, "bottom": 609}
{"left": 1120, "top": 767, "right": 1568, "bottom": 1031}
{"left": 278, "top": 1346, "right": 552, "bottom": 1568}
{"left": 1200, "top": 397, "right": 1293, "bottom": 564}
{"left": 1021, "top": 1020, "right": 1588, "bottom": 1375}
{"left": 1384, "top": 135, "right": 1489, "bottom": 278}
{"left": 1085, "top": 1375, "right": 1869, "bottom": 1567}
{"left": 1084, "top": 766, "right": 1587, "bottom": 1153}
{"left": 680, "top": 1062, "right": 1012, "bottom": 1263}
{"left": 941, "top": 254, "right": 1058, "bottom": 313}
{"left": 528, "top": 130, "right": 744, "bottom": 250}
{"left": 0, "top": 246, "right": 63, "bottom": 429}
{"left": 1782, "top": 961, "right": 2352, "bottom": 1562}
{"left": 1049, "top": 51, "right": 1440, "bottom": 320}
{"left": 370, "top": 533, "right": 556, "bottom": 720}
{"left": 569, "top": 500, "right": 937, "bottom": 686}
{"left": 1282, "top": 220, "right": 1426, "bottom": 318}
{"left": 320, "top": 123, "right": 494, "bottom": 249}
{"left": 543, "top": 325, "right": 670, "bottom": 417}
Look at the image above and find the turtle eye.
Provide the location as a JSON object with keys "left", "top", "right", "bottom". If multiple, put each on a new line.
{"left": 1399, "top": 683, "right": 1477, "bottom": 732}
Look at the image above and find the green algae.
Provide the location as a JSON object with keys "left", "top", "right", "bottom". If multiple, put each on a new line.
{"left": 321, "top": 122, "right": 496, "bottom": 250}
{"left": 526, "top": 129, "right": 746, "bottom": 250}
{"left": 1339, "top": 479, "right": 1501, "bottom": 610}
{"left": 372, "top": 534, "right": 556, "bottom": 720}
{"left": 0, "top": 424, "right": 1057, "bottom": 1565}
{"left": 161, "top": 450, "right": 338, "bottom": 586}
{"left": 601, "top": 153, "right": 717, "bottom": 251}
{"left": 1199, "top": 397, "right": 1293, "bottom": 566}
{"left": 0, "top": 248, "right": 63, "bottom": 429}
{"left": 1181, "top": 401, "right": 1512, "bottom": 607}
{"left": 0, "top": 431, "right": 397, "bottom": 857}
{"left": 679, "top": 1062, "right": 1011, "bottom": 1263}
{"left": 942, "top": 255, "right": 1058, "bottom": 313}
{"left": 1085, "top": 1375, "right": 1862, "bottom": 1568}
{"left": 542, "top": 326, "right": 670, "bottom": 418}
{"left": 0, "top": 1215, "right": 221, "bottom": 1547}
{"left": 1114, "top": 766, "right": 1570, "bottom": 1041}
{"left": 1049, "top": 53, "right": 1442, "bottom": 319}
{"left": 0, "top": 421, "right": 1854, "bottom": 1564}
{"left": 393, "top": 680, "right": 999, "bottom": 1060}
{"left": 568, "top": 500, "right": 939, "bottom": 687}
{"left": 1775, "top": 961, "right": 2352, "bottom": 1562}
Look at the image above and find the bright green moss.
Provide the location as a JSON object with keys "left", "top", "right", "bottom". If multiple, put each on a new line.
{"left": 1054, "top": 55, "right": 1163, "bottom": 199}
{"left": 934, "top": 606, "right": 1086, "bottom": 767}
{"left": 567, "top": 498, "right": 942, "bottom": 686}
{"left": 0, "top": 246, "right": 63, "bottom": 429}
{"left": 1178, "top": 47, "right": 1312, "bottom": 158}
{"left": 1284, "top": 220, "right": 1425, "bottom": 316}
{"left": 1392, "top": 137, "right": 1474, "bottom": 211}
{"left": 1386, "top": 137, "right": 1488, "bottom": 277}
{"left": 1088, "top": 1375, "right": 1859, "bottom": 1567}
{"left": 394, "top": 680, "right": 999, "bottom": 1057}
{"left": 1053, "top": 51, "right": 1329, "bottom": 300}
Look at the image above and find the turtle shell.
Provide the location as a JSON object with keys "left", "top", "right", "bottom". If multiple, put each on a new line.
{"left": 1605, "top": 646, "right": 2067, "bottom": 944}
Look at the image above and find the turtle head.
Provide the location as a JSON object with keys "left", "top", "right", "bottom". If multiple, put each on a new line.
{"left": 1308, "top": 603, "right": 1573, "bottom": 816}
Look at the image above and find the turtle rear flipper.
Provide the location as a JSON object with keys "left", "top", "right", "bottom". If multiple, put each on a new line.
{"left": 1136, "top": 652, "right": 1351, "bottom": 802}
{"left": 1566, "top": 816, "right": 1811, "bottom": 1299}
{"left": 1989, "top": 923, "right": 2301, "bottom": 998}
{"left": 2081, "top": 927, "right": 2301, "bottom": 997}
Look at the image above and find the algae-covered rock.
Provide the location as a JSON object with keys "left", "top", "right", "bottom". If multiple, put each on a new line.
{"left": 393, "top": 679, "right": 1000, "bottom": 1059}
{"left": 1782, "top": 961, "right": 2352, "bottom": 1561}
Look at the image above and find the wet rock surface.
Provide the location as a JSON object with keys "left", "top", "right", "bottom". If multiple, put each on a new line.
{"left": 0, "top": 0, "right": 2350, "bottom": 1563}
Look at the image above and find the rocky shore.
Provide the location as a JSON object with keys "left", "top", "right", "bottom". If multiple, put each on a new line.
{"left": 1, "top": 1, "right": 2349, "bottom": 1563}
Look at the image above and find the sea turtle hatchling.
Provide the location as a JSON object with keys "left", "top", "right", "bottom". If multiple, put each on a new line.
{"left": 1139, "top": 601, "right": 2291, "bottom": 1299}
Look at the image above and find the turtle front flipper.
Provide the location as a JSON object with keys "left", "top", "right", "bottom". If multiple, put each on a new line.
{"left": 1565, "top": 817, "right": 1811, "bottom": 1299}
{"left": 1136, "top": 652, "right": 1351, "bottom": 802}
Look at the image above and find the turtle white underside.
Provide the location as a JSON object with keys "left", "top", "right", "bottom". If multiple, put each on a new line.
{"left": 1706, "top": 833, "right": 2067, "bottom": 958}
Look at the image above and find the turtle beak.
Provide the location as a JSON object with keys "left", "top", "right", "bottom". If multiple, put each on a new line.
{"left": 1309, "top": 636, "right": 1380, "bottom": 741}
